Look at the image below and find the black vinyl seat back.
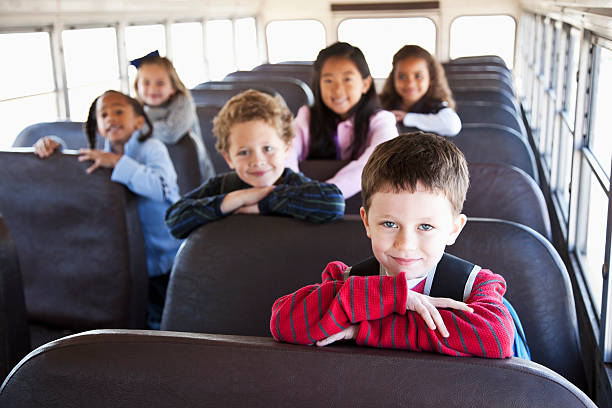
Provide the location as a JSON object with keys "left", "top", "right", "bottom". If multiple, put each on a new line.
{"left": 14, "top": 121, "right": 200, "bottom": 194}
{"left": 455, "top": 101, "right": 526, "bottom": 137}
{"left": 452, "top": 88, "right": 518, "bottom": 111}
{"left": 447, "top": 72, "right": 513, "bottom": 87}
{"left": 298, "top": 159, "right": 362, "bottom": 213}
{"left": 449, "top": 76, "right": 514, "bottom": 95}
{"left": 195, "top": 105, "right": 230, "bottom": 175}
{"left": 0, "top": 150, "right": 147, "bottom": 329}
{"left": 221, "top": 73, "right": 314, "bottom": 115}
{"left": 164, "top": 133, "right": 202, "bottom": 194}
{"left": 448, "top": 218, "right": 585, "bottom": 388}
{"left": 448, "top": 55, "right": 509, "bottom": 67}
{"left": 0, "top": 330, "right": 596, "bottom": 408}
{"left": 251, "top": 63, "right": 314, "bottom": 84}
{"left": 12, "top": 121, "right": 104, "bottom": 149}
{"left": 191, "top": 83, "right": 278, "bottom": 106}
{"left": 161, "top": 215, "right": 372, "bottom": 335}
{"left": 0, "top": 216, "right": 30, "bottom": 381}
{"left": 449, "top": 125, "right": 537, "bottom": 181}
{"left": 466, "top": 163, "right": 551, "bottom": 239}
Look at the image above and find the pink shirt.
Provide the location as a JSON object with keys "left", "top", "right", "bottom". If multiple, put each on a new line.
{"left": 286, "top": 106, "right": 398, "bottom": 199}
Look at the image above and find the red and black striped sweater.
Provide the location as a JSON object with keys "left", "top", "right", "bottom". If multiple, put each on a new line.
{"left": 270, "top": 261, "right": 514, "bottom": 358}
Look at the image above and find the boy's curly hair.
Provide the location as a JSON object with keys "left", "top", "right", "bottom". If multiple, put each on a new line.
{"left": 213, "top": 90, "right": 294, "bottom": 152}
{"left": 361, "top": 132, "right": 468, "bottom": 215}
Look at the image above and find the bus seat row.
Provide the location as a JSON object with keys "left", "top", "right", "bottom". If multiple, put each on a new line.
{"left": 12, "top": 122, "right": 203, "bottom": 195}
{"left": 0, "top": 151, "right": 148, "bottom": 335}
{"left": 160, "top": 214, "right": 582, "bottom": 387}
{"left": 0, "top": 329, "right": 595, "bottom": 408}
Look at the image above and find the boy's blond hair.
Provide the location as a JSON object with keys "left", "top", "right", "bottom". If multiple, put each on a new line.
{"left": 361, "top": 132, "right": 469, "bottom": 215}
{"left": 213, "top": 90, "right": 294, "bottom": 152}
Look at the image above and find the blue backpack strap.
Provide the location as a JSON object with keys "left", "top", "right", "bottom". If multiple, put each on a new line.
{"left": 502, "top": 297, "right": 532, "bottom": 360}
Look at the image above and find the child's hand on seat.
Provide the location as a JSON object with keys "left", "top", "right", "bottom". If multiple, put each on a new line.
{"left": 406, "top": 290, "right": 473, "bottom": 337}
{"left": 78, "top": 148, "right": 122, "bottom": 174}
{"left": 221, "top": 186, "right": 274, "bottom": 214}
{"left": 316, "top": 324, "right": 359, "bottom": 347}
{"left": 33, "top": 137, "right": 60, "bottom": 158}
{"left": 391, "top": 110, "right": 407, "bottom": 122}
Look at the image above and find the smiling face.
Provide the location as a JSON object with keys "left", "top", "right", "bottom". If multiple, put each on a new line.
{"left": 136, "top": 64, "right": 176, "bottom": 107}
{"left": 96, "top": 92, "right": 144, "bottom": 148}
{"left": 319, "top": 56, "right": 372, "bottom": 119}
{"left": 221, "top": 119, "right": 291, "bottom": 187}
{"left": 393, "top": 57, "right": 431, "bottom": 111}
{"left": 360, "top": 183, "right": 466, "bottom": 279}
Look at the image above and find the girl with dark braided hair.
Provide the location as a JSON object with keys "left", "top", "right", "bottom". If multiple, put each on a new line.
{"left": 33, "top": 90, "right": 181, "bottom": 329}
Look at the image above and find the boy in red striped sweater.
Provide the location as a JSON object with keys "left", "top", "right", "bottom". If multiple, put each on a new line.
{"left": 270, "top": 132, "right": 514, "bottom": 358}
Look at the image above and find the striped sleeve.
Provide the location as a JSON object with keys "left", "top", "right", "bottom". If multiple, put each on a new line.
{"left": 270, "top": 261, "right": 409, "bottom": 344}
{"left": 354, "top": 269, "right": 514, "bottom": 358}
{"left": 258, "top": 171, "right": 345, "bottom": 223}
{"left": 164, "top": 175, "right": 227, "bottom": 239}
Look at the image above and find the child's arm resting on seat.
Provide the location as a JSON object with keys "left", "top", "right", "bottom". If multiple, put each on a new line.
{"left": 356, "top": 269, "right": 514, "bottom": 358}
{"left": 164, "top": 175, "right": 232, "bottom": 238}
{"left": 271, "top": 262, "right": 466, "bottom": 345}
{"left": 258, "top": 171, "right": 345, "bottom": 222}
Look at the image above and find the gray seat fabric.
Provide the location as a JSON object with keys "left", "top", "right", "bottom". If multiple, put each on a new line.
{"left": 465, "top": 163, "right": 551, "bottom": 239}
{"left": 0, "top": 329, "right": 596, "bottom": 408}
{"left": 191, "top": 83, "right": 278, "bottom": 106}
{"left": 161, "top": 215, "right": 372, "bottom": 335}
{"left": 446, "top": 125, "right": 538, "bottom": 181}
{"left": 0, "top": 150, "right": 147, "bottom": 329}
{"left": 195, "top": 105, "right": 229, "bottom": 174}
{"left": 222, "top": 73, "right": 314, "bottom": 115}
{"left": 12, "top": 121, "right": 104, "bottom": 149}
{"left": 0, "top": 216, "right": 30, "bottom": 381}
{"left": 447, "top": 218, "right": 585, "bottom": 388}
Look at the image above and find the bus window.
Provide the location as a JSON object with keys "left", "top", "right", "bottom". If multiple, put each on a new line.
{"left": 565, "top": 28, "right": 581, "bottom": 129}
{"left": 206, "top": 19, "right": 235, "bottom": 80}
{"left": 450, "top": 15, "right": 516, "bottom": 68}
{"left": 125, "top": 24, "right": 166, "bottom": 95}
{"left": 266, "top": 19, "right": 325, "bottom": 63}
{"left": 171, "top": 22, "right": 206, "bottom": 88}
{"left": 337, "top": 17, "right": 435, "bottom": 79}
{"left": 235, "top": 17, "right": 258, "bottom": 71}
{"left": 62, "top": 27, "right": 121, "bottom": 121}
{"left": 589, "top": 46, "right": 612, "bottom": 178}
{"left": 0, "top": 31, "right": 56, "bottom": 148}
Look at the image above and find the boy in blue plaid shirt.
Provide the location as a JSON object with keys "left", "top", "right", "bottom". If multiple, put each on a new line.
{"left": 165, "top": 90, "right": 345, "bottom": 239}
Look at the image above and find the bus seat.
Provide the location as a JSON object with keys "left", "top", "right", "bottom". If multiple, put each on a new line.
{"left": 12, "top": 121, "right": 103, "bottom": 150}
{"left": 191, "top": 82, "right": 278, "bottom": 106}
{"left": 447, "top": 72, "right": 513, "bottom": 87}
{"left": 161, "top": 215, "right": 372, "bottom": 335}
{"left": 298, "top": 159, "right": 361, "bottom": 214}
{"left": 195, "top": 105, "right": 230, "bottom": 174}
{"left": 465, "top": 163, "right": 551, "bottom": 240}
{"left": 0, "top": 329, "right": 596, "bottom": 408}
{"left": 13, "top": 121, "right": 200, "bottom": 194}
{"left": 452, "top": 88, "right": 518, "bottom": 112}
{"left": 448, "top": 55, "right": 509, "bottom": 68}
{"left": 443, "top": 63, "right": 513, "bottom": 77}
{"left": 164, "top": 133, "right": 202, "bottom": 194}
{"left": 449, "top": 77, "right": 515, "bottom": 95}
{"left": 447, "top": 218, "right": 585, "bottom": 389}
{"left": 0, "top": 150, "right": 148, "bottom": 331}
{"left": 221, "top": 73, "right": 314, "bottom": 115}
{"left": 0, "top": 216, "right": 30, "bottom": 382}
{"left": 455, "top": 101, "right": 525, "bottom": 136}
{"left": 446, "top": 125, "right": 538, "bottom": 181}
{"left": 251, "top": 63, "right": 314, "bottom": 85}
